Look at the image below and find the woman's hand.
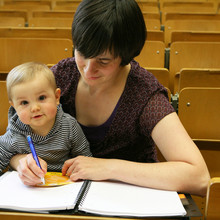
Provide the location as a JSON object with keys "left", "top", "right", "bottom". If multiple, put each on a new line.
{"left": 10, "top": 154, "right": 47, "bottom": 186}
{"left": 62, "top": 156, "right": 112, "bottom": 182}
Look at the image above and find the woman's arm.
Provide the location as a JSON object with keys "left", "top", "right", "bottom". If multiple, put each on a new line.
{"left": 62, "top": 112, "right": 210, "bottom": 196}
{"left": 11, "top": 112, "right": 210, "bottom": 195}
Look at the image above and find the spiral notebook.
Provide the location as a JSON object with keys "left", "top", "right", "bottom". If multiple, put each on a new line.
{"left": 0, "top": 171, "right": 186, "bottom": 217}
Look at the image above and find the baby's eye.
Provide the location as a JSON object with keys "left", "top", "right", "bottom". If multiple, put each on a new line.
{"left": 21, "top": 100, "right": 28, "bottom": 105}
{"left": 39, "top": 95, "right": 46, "bottom": 101}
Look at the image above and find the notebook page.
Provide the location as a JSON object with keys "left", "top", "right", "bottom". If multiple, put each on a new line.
{"left": 79, "top": 181, "right": 186, "bottom": 217}
{"left": 0, "top": 171, "right": 84, "bottom": 212}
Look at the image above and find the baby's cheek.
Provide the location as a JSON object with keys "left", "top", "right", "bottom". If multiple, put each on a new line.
{"left": 18, "top": 111, "right": 30, "bottom": 125}
{"left": 48, "top": 107, "right": 57, "bottom": 118}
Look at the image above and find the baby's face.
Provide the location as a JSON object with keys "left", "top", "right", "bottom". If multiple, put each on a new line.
{"left": 10, "top": 75, "right": 60, "bottom": 136}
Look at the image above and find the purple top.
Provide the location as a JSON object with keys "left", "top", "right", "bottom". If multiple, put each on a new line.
{"left": 79, "top": 98, "right": 120, "bottom": 144}
{"left": 51, "top": 58, "right": 175, "bottom": 163}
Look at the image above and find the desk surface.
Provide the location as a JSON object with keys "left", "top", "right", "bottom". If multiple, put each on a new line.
{"left": 0, "top": 194, "right": 202, "bottom": 220}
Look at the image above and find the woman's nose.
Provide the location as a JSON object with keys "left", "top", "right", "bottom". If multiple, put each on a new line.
{"left": 83, "top": 59, "right": 97, "bottom": 74}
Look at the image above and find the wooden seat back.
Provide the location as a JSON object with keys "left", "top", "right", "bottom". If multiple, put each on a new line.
{"left": 0, "top": 81, "right": 10, "bottom": 135}
{"left": 135, "top": 41, "right": 165, "bottom": 68}
{"left": 0, "top": 27, "right": 72, "bottom": 41}
{"left": 0, "top": 37, "right": 73, "bottom": 72}
{"left": 171, "top": 31, "right": 220, "bottom": 44}
{"left": 165, "top": 20, "right": 220, "bottom": 47}
{"left": 0, "top": 17, "right": 25, "bottom": 27}
{"left": 178, "top": 87, "right": 220, "bottom": 141}
{"left": 169, "top": 41, "right": 220, "bottom": 93}
{"left": 28, "top": 17, "right": 73, "bottom": 28}
{"left": 205, "top": 177, "right": 220, "bottom": 220}
{"left": 178, "top": 68, "right": 220, "bottom": 93}
{"left": 161, "top": 2, "right": 216, "bottom": 24}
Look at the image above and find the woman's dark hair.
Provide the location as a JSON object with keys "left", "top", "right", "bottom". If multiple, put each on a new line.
{"left": 72, "top": 0, "right": 147, "bottom": 66}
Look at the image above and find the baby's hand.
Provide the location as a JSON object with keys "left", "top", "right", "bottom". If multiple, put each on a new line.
{"left": 17, "top": 153, "right": 47, "bottom": 186}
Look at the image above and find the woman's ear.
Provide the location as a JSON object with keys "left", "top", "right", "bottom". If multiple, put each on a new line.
{"left": 55, "top": 88, "right": 61, "bottom": 105}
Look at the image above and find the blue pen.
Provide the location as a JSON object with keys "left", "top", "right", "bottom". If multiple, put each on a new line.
{"left": 27, "top": 135, "right": 45, "bottom": 185}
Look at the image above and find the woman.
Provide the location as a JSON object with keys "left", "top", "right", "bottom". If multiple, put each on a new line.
{"left": 10, "top": 0, "right": 210, "bottom": 196}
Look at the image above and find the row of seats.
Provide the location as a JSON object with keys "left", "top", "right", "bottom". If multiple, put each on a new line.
{"left": 0, "top": 0, "right": 219, "bottom": 13}
{"left": 1, "top": 8, "right": 220, "bottom": 45}
{"left": 0, "top": 1, "right": 220, "bottom": 219}
{"left": 0, "top": 28, "right": 220, "bottom": 95}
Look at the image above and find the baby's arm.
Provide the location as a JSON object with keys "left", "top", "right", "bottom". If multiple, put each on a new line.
{"left": 10, "top": 153, "right": 47, "bottom": 185}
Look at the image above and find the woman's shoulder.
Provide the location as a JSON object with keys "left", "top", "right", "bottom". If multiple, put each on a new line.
{"left": 50, "top": 57, "right": 79, "bottom": 94}
{"left": 50, "top": 57, "right": 79, "bottom": 79}
{"left": 129, "top": 60, "right": 164, "bottom": 94}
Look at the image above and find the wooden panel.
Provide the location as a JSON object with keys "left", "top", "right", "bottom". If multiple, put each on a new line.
{"left": 169, "top": 42, "right": 220, "bottom": 93}
{"left": 52, "top": 1, "right": 80, "bottom": 11}
{"left": 135, "top": 41, "right": 165, "bottom": 68}
{"left": 161, "top": 2, "right": 216, "bottom": 24}
{"left": 165, "top": 20, "right": 220, "bottom": 47}
{"left": 0, "top": 17, "right": 25, "bottom": 27}
{"left": 0, "top": 81, "right": 10, "bottom": 135}
{"left": 178, "top": 87, "right": 220, "bottom": 140}
{"left": 28, "top": 17, "right": 73, "bottom": 28}
{"left": 147, "top": 30, "right": 164, "bottom": 42}
{"left": 32, "top": 10, "right": 75, "bottom": 18}
{"left": 144, "top": 18, "right": 161, "bottom": 31}
{"left": 165, "top": 12, "right": 220, "bottom": 22}
{"left": 0, "top": 37, "right": 73, "bottom": 72}
{"left": 0, "top": 27, "right": 72, "bottom": 40}
{"left": 171, "top": 31, "right": 220, "bottom": 44}
{"left": 178, "top": 68, "right": 220, "bottom": 92}
{"left": 137, "top": 2, "right": 160, "bottom": 13}
{"left": 0, "top": 2, "right": 51, "bottom": 19}
{"left": 142, "top": 12, "right": 160, "bottom": 20}
{"left": 205, "top": 177, "right": 220, "bottom": 220}
{"left": 0, "top": 211, "right": 187, "bottom": 220}
{"left": 0, "top": 9, "right": 28, "bottom": 22}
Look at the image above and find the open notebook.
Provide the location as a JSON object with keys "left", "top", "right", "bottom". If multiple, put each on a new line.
{"left": 0, "top": 171, "right": 186, "bottom": 217}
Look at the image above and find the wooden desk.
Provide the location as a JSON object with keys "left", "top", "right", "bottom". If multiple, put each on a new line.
{"left": 0, "top": 194, "right": 202, "bottom": 220}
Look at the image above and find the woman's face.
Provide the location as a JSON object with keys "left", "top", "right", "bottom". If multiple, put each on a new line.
{"left": 74, "top": 49, "right": 125, "bottom": 87}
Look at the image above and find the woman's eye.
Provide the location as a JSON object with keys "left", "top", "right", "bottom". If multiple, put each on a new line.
{"left": 39, "top": 95, "right": 46, "bottom": 101}
{"left": 99, "top": 59, "right": 110, "bottom": 65}
{"left": 21, "top": 101, "right": 28, "bottom": 105}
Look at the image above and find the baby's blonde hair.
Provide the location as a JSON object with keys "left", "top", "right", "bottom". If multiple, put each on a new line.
{"left": 6, "top": 62, "right": 57, "bottom": 101}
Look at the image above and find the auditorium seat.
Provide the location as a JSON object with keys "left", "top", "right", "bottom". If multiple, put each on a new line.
{"left": 137, "top": 1, "right": 160, "bottom": 14}
{"left": 160, "top": 1, "right": 216, "bottom": 24}
{"left": 0, "top": 1, "right": 51, "bottom": 20}
{"left": 146, "top": 30, "right": 164, "bottom": 42}
{"left": 28, "top": 17, "right": 73, "bottom": 28}
{"left": 0, "top": 37, "right": 73, "bottom": 72}
{"left": 169, "top": 41, "right": 220, "bottom": 94}
{"left": 0, "top": 17, "right": 25, "bottom": 27}
{"left": 178, "top": 68, "right": 220, "bottom": 93}
{"left": 0, "top": 27, "right": 72, "bottom": 41}
{"left": 178, "top": 87, "right": 220, "bottom": 179}
{"left": 205, "top": 177, "right": 220, "bottom": 220}
{"left": 164, "top": 19, "right": 220, "bottom": 47}
{"left": 144, "top": 18, "right": 161, "bottom": 31}
{"left": 52, "top": 0, "right": 80, "bottom": 11}
{"left": 0, "top": 81, "right": 10, "bottom": 135}
{"left": 0, "top": 9, "right": 28, "bottom": 23}
{"left": 135, "top": 40, "right": 165, "bottom": 68}
{"left": 171, "top": 31, "right": 220, "bottom": 45}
